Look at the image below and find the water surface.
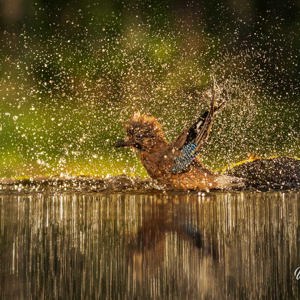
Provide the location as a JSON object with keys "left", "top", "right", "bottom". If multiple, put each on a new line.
{"left": 1, "top": 191, "right": 299, "bottom": 299}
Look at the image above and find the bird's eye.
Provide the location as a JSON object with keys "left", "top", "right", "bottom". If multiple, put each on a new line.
{"left": 136, "top": 133, "right": 143, "bottom": 139}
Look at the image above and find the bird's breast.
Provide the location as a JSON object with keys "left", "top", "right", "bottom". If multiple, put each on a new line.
{"left": 139, "top": 151, "right": 174, "bottom": 179}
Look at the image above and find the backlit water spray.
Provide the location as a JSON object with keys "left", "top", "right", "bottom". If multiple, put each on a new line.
{"left": 0, "top": 10, "right": 299, "bottom": 185}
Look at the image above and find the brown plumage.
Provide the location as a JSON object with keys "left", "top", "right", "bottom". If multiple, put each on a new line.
{"left": 115, "top": 111, "right": 243, "bottom": 191}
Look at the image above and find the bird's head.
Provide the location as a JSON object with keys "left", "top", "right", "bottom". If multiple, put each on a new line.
{"left": 115, "top": 113, "right": 167, "bottom": 151}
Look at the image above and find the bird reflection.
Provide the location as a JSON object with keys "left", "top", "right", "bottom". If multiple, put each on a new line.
{"left": 127, "top": 197, "right": 219, "bottom": 295}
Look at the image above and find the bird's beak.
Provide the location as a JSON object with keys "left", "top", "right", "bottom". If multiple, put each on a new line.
{"left": 115, "top": 138, "right": 131, "bottom": 148}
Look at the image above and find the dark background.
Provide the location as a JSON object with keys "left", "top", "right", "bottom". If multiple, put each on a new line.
{"left": 1, "top": 0, "right": 300, "bottom": 96}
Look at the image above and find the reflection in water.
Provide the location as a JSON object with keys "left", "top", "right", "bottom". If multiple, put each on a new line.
{"left": 0, "top": 192, "right": 299, "bottom": 299}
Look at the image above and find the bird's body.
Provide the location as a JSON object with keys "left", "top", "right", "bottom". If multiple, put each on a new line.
{"left": 137, "top": 135, "right": 241, "bottom": 190}
{"left": 136, "top": 141, "right": 223, "bottom": 190}
{"left": 116, "top": 100, "right": 243, "bottom": 191}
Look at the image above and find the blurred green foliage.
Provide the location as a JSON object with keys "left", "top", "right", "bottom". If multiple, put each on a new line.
{"left": 0, "top": 1, "right": 299, "bottom": 178}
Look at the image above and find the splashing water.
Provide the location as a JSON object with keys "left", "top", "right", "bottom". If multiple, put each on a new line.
{"left": 0, "top": 5, "right": 299, "bottom": 180}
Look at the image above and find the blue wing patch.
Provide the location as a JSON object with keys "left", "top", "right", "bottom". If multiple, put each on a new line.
{"left": 172, "top": 143, "right": 197, "bottom": 173}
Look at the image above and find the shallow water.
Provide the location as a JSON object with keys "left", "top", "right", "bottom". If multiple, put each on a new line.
{"left": 0, "top": 191, "right": 299, "bottom": 299}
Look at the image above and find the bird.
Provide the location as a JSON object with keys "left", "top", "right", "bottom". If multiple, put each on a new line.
{"left": 115, "top": 92, "right": 243, "bottom": 191}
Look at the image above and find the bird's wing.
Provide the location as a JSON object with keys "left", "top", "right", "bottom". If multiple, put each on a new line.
{"left": 171, "top": 92, "right": 225, "bottom": 174}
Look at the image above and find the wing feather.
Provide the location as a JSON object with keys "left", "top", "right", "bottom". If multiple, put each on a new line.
{"left": 171, "top": 90, "right": 225, "bottom": 174}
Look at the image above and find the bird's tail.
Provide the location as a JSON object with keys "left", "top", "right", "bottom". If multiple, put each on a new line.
{"left": 215, "top": 175, "right": 245, "bottom": 189}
